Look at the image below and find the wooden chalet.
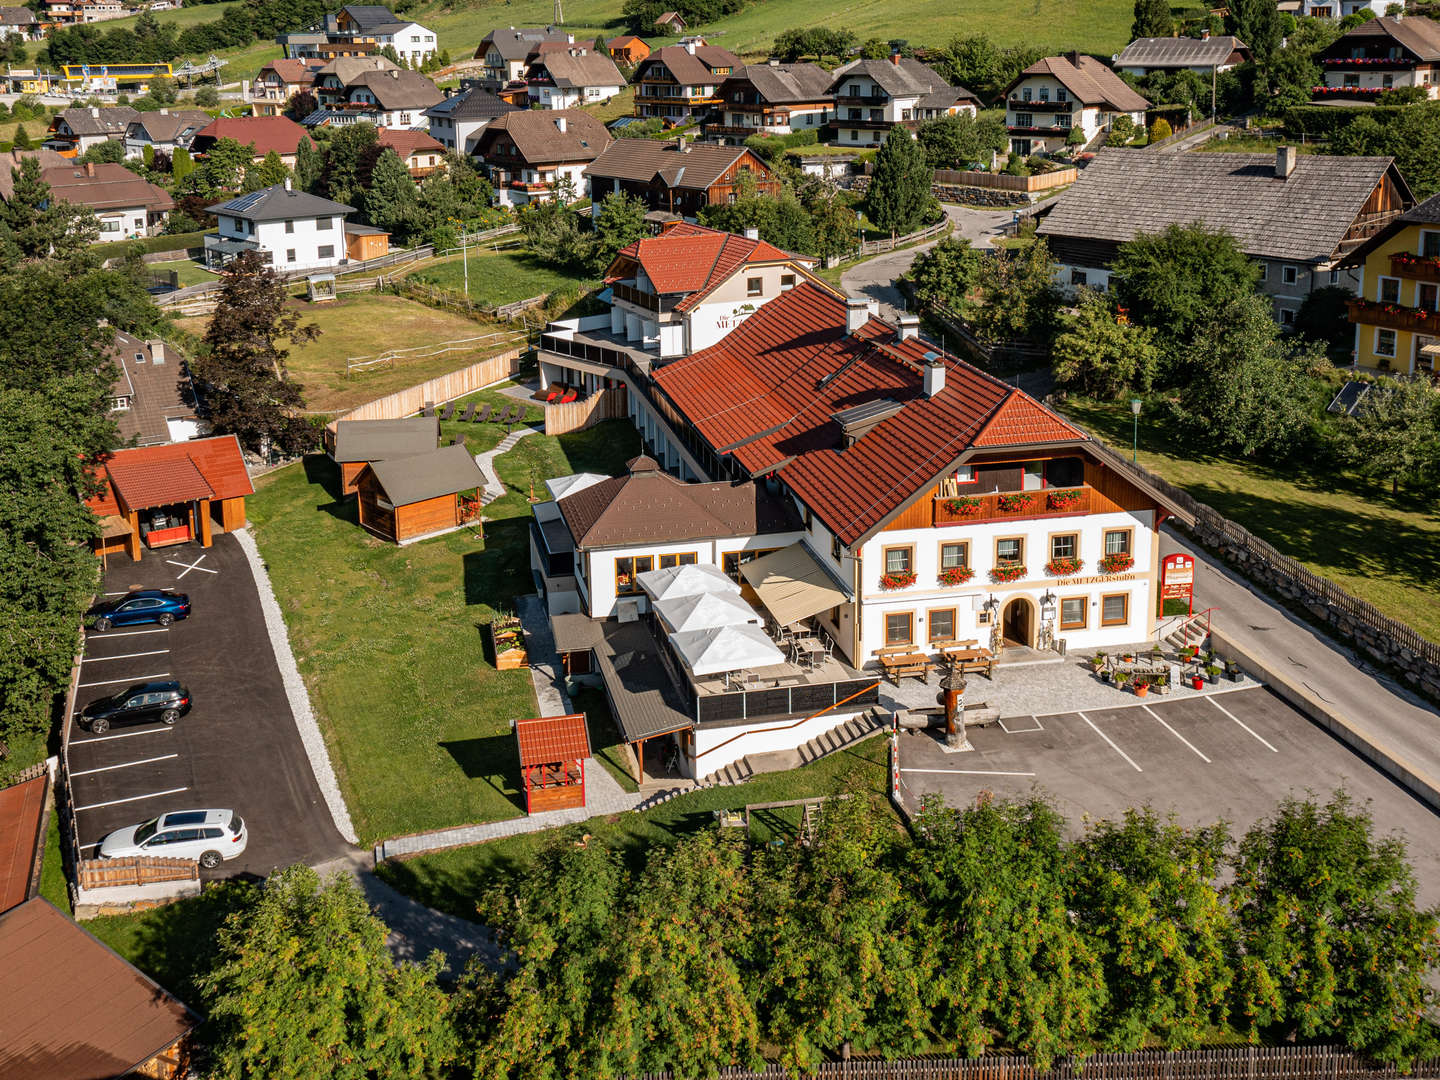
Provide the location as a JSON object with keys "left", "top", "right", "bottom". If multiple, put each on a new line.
{"left": 515, "top": 712, "right": 591, "bottom": 812}
{"left": 585, "top": 136, "right": 778, "bottom": 220}
{"left": 330, "top": 415, "right": 439, "bottom": 496}
{"left": 355, "top": 442, "right": 485, "bottom": 544}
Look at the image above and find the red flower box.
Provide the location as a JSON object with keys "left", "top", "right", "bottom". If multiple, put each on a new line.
{"left": 938, "top": 566, "right": 974, "bottom": 586}
{"left": 880, "top": 570, "right": 917, "bottom": 590}
{"left": 944, "top": 496, "right": 983, "bottom": 517}
{"left": 1099, "top": 553, "right": 1134, "bottom": 574}
{"left": 1045, "top": 488, "right": 1082, "bottom": 511}
{"left": 1045, "top": 556, "right": 1083, "bottom": 577}
{"left": 990, "top": 563, "right": 1026, "bottom": 583}
{"left": 997, "top": 493, "right": 1035, "bottom": 514}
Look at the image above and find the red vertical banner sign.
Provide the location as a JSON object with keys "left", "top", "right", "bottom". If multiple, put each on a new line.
{"left": 1161, "top": 552, "right": 1195, "bottom": 615}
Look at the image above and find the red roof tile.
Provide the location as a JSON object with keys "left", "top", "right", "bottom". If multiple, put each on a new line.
{"left": 652, "top": 285, "right": 1087, "bottom": 545}
{"left": 193, "top": 115, "right": 308, "bottom": 157}
{"left": 608, "top": 223, "right": 800, "bottom": 311}
{"left": 377, "top": 127, "right": 445, "bottom": 158}
{"left": 515, "top": 713, "right": 591, "bottom": 767}
{"left": 0, "top": 774, "right": 46, "bottom": 916}
{"left": 87, "top": 436, "right": 254, "bottom": 516}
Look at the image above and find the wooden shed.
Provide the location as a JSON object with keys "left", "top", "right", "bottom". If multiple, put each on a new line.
{"left": 85, "top": 436, "right": 253, "bottom": 562}
{"left": 515, "top": 713, "right": 591, "bottom": 813}
{"left": 331, "top": 416, "right": 439, "bottom": 496}
{"left": 355, "top": 442, "right": 485, "bottom": 544}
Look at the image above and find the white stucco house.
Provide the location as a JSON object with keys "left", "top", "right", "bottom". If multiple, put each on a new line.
{"left": 203, "top": 181, "right": 355, "bottom": 272}
{"left": 1005, "top": 52, "right": 1150, "bottom": 155}
{"left": 524, "top": 47, "right": 626, "bottom": 109}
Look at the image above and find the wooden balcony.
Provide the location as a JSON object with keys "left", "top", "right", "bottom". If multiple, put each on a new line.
{"left": 932, "top": 486, "right": 1091, "bottom": 527}
{"left": 1347, "top": 298, "right": 1440, "bottom": 333}
{"left": 1390, "top": 254, "right": 1440, "bottom": 282}
{"left": 1006, "top": 97, "right": 1072, "bottom": 110}
{"left": 611, "top": 280, "right": 681, "bottom": 313}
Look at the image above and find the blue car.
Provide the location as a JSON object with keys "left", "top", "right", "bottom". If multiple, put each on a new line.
{"left": 92, "top": 590, "right": 191, "bottom": 631}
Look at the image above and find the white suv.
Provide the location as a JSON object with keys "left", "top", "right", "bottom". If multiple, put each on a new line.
{"left": 99, "top": 809, "right": 248, "bottom": 869}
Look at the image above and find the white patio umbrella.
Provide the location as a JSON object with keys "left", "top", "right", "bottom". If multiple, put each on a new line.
{"left": 669, "top": 623, "right": 786, "bottom": 677}
{"left": 546, "top": 472, "right": 609, "bottom": 501}
{"left": 637, "top": 561, "right": 739, "bottom": 603}
{"left": 654, "top": 590, "right": 763, "bottom": 634}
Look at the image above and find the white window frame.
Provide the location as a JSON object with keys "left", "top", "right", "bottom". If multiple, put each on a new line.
{"left": 1375, "top": 328, "right": 1397, "bottom": 357}
{"left": 1281, "top": 264, "right": 1298, "bottom": 286}
{"left": 1377, "top": 275, "right": 1401, "bottom": 304}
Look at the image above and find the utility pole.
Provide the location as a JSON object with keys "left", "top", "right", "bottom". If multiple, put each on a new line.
{"left": 1212, "top": 63, "right": 1217, "bottom": 121}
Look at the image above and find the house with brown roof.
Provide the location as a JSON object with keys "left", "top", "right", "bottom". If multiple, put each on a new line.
{"left": 631, "top": 42, "right": 739, "bottom": 122}
{"left": 377, "top": 126, "right": 447, "bottom": 176}
{"left": 44, "top": 105, "right": 138, "bottom": 155}
{"left": 343, "top": 66, "right": 444, "bottom": 127}
{"left": 475, "top": 109, "right": 612, "bottom": 207}
{"left": 709, "top": 61, "right": 833, "bottom": 140}
{"left": 191, "top": 114, "right": 310, "bottom": 165}
{"left": 525, "top": 45, "right": 626, "bottom": 108}
{"left": 608, "top": 34, "right": 651, "bottom": 65}
{"left": 584, "top": 135, "right": 778, "bottom": 220}
{"left": 654, "top": 10, "right": 686, "bottom": 33}
{"left": 121, "top": 108, "right": 212, "bottom": 161}
{"left": 1313, "top": 16, "right": 1440, "bottom": 102}
{"left": 475, "top": 25, "right": 574, "bottom": 86}
{"left": 1005, "top": 52, "right": 1149, "bottom": 155}
{"left": 425, "top": 81, "right": 521, "bottom": 156}
{"left": 828, "top": 55, "right": 980, "bottom": 147}
{"left": 107, "top": 333, "right": 202, "bottom": 447}
{"left": 247, "top": 57, "right": 325, "bottom": 115}
{"left": 40, "top": 161, "right": 173, "bottom": 241}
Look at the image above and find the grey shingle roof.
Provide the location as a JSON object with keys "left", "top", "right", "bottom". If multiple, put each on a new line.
{"left": 0, "top": 6, "right": 37, "bottom": 24}
{"left": 1114, "top": 35, "right": 1249, "bottom": 68}
{"left": 425, "top": 85, "right": 521, "bottom": 121}
{"left": 368, "top": 443, "right": 484, "bottom": 505}
{"left": 1008, "top": 54, "right": 1149, "bottom": 111}
{"left": 829, "top": 56, "right": 957, "bottom": 99}
{"left": 1037, "top": 148, "right": 1408, "bottom": 263}
{"left": 55, "top": 106, "right": 138, "bottom": 138}
{"left": 529, "top": 48, "right": 624, "bottom": 88}
{"left": 1323, "top": 15, "right": 1440, "bottom": 62}
{"left": 333, "top": 417, "right": 438, "bottom": 463}
{"left": 206, "top": 183, "right": 353, "bottom": 222}
{"left": 479, "top": 25, "right": 571, "bottom": 62}
{"left": 724, "top": 62, "right": 834, "bottom": 104}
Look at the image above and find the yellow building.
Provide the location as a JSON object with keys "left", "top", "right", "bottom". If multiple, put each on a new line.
{"left": 1343, "top": 194, "right": 1440, "bottom": 374}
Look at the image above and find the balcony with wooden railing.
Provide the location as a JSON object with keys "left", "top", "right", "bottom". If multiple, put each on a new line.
{"left": 932, "top": 486, "right": 1092, "bottom": 527}
{"left": 1347, "top": 297, "right": 1440, "bottom": 333}
{"left": 610, "top": 280, "right": 681, "bottom": 313}
{"left": 1389, "top": 253, "right": 1440, "bottom": 282}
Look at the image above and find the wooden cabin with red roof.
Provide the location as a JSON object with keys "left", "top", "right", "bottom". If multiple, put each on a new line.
{"left": 515, "top": 712, "right": 590, "bottom": 813}
{"left": 86, "top": 436, "right": 254, "bottom": 562}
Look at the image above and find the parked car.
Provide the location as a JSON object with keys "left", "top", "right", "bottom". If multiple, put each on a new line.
{"left": 98, "top": 809, "right": 248, "bottom": 869}
{"left": 92, "top": 589, "right": 190, "bottom": 631}
{"left": 80, "top": 680, "right": 192, "bottom": 733}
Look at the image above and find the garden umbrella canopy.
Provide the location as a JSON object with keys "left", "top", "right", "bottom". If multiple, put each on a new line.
{"left": 654, "top": 590, "right": 763, "bottom": 634}
{"left": 545, "top": 472, "right": 610, "bottom": 501}
{"left": 669, "top": 623, "right": 785, "bottom": 676}
{"left": 637, "top": 561, "right": 739, "bottom": 602}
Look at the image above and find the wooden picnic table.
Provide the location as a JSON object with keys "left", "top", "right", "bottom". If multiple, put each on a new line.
{"left": 938, "top": 643, "right": 995, "bottom": 679}
{"left": 876, "top": 646, "right": 931, "bottom": 682}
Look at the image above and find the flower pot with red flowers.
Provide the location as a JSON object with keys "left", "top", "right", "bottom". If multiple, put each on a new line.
{"left": 943, "top": 496, "right": 983, "bottom": 519}
{"left": 938, "top": 566, "right": 974, "bottom": 586}
{"left": 990, "top": 563, "right": 1026, "bottom": 583}
{"left": 1098, "top": 552, "right": 1134, "bottom": 574}
{"left": 1133, "top": 679, "right": 1149, "bottom": 698}
{"left": 1045, "top": 488, "right": 1082, "bottom": 512}
{"left": 1045, "top": 556, "right": 1082, "bottom": 577}
{"left": 997, "top": 492, "right": 1035, "bottom": 515}
{"left": 880, "top": 570, "right": 917, "bottom": 590}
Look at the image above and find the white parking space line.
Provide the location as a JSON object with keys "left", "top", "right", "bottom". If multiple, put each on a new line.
{"left": 1208, "top": 697, "right": 1280, "bottom": 752}
{"left": 81, "top": 649, "right": 169, "bottom": 662}
{"left": 78, "top": 672, "right": 170, "bottom": 688}
{"left": 1077, "top": 711, "right": 1144, "bottom": 772}
{"left": 87, "top": 628, "right": 169, "bottom": 639}
{"left": 71, "top": 754, "right": 179, "bottom": 778}
{"left": 71, "top": 727, "right": 173, "bottom": 742}
{"left": 74, "top": 786, "right": 188, "bottom": 812}
{"left": 901, "top": 768, "right": 1037, "bottom": 776}
{"left": 1142, "top": 704, "right": 1211, "bottom": 763}
{"left": 999, "top": 715, "right": 1043, "bottom": 734}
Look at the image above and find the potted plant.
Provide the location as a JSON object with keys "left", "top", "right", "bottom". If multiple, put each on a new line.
{"left": 1090, "top": 652, "right": 1106, "bottom": 674}
{"left": 1098, "top": 552, "right": 1135, "bottom": 574}
{"left": 1114, "top": 671, "right": 1130, "bottom": 689}
{"left": 1133, "top": 678, "right": 1149, "bottom": 699}
{"left": 880, "top": 570, "right": 918, "bottom": 590}
{"left": 1150, "top": 644, "right": 1164, "bottom": 659}
{"left": 938, "top": 566, "right": 975, "bottom": 586}
{"left": 1155, "top": 669, "right": 1170, "bottom": 695}
{"left": 1190, "top": 672, "right": 1205, "bottom": 690}
{"left": 1045, "top": 488, "right": 1082, "bottom": 512}
{"left": 996, "top": 492, "right": 1035, "bottom": 514}
{"left": 989, "top": 563, "right": 1026, "bottom": 583}
{"left": 1120, "top": 650, "right": 1135, "bottom": 663}
{"left": 943, "top": 495, "right": 983, "bottom": 518}
{"left": 1226, "top": 659, "right": 1243, "bottom": 682}
{"left": 1204, "top": 663, "right": 1221, "bottom": 685}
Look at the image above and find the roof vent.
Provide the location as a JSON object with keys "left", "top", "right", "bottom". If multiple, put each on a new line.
{"left": 896, "top": 314, "right": 920, "bottom": 343}
{"left": 284, "top": 176, "right": 293, "bottom": 191}
{"left": 555, "top": 115, "right": 567, "bottom": 133}
{"left": 831, "top": 398, "right": 905, "bottom": 447}
{"left": 922, "top": 350, "right": 945, "bottom": 398}
{"left": 845, "top": 296, "right": 870, "bottom": 335}
{"left": 743, "top": 226, "right": 759, "bottom": 240}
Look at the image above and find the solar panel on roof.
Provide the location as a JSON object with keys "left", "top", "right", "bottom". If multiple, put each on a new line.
{"left": 831, "top": 398, "right": 904, "bottom": 428}
{"left": 1326, "top": 380, "right": 1370, "bottom": 416}
{"left": 225, "top": 190, "right": 266, "bottom": 213}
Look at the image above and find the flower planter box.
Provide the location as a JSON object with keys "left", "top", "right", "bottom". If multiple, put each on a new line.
{"left": 938, "top": 567, "right": 975, "bottom": 586}
{"left": 989, "top": 564, "right": 1026, "bottom": 583}
{"left": 487, "top": 618, "right": 529, "bottom": 671}
{"left": 1044, "top": 557, "right": 1083, "bottom": 577}
{"left": 880, "top": 571, "right": 917, "bottom": 590}
{"left": 1098, "top": 553, "right": 1134, "bottom": 575}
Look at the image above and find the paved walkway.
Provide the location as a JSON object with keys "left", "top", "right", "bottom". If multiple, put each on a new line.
{"left": 474, "top": 424, "right": 539, "bottom": 504}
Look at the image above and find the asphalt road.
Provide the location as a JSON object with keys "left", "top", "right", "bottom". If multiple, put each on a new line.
{"left": 69, "top": 534, "right": 350, "bottom": 879}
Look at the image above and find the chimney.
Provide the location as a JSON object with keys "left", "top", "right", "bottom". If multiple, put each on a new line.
{"left": 744, "top": 226, "right": 759, "bottom": 240}
{"left": 284, "top": 176, "right": 293, "bottom": 191}
{"left": 90, "top": 106, "right": 99, "bottom": 117}
{"left": 146, "top": 339, "right": 165, "bottom": 365}
{"left": 675, "top": 134, "right": 688, "bottom": 152}
{"left": 1276, "top": 144, "right": 1297, "bottom": 180}
{"left": 890, "top": 49, "right": 901, "bottom": 66}
{"left": 84, "top": 161, "right": 94, "bottom": 177}
{"left": 160, "top": 107, "right": 168, "bottom": 114}
{"left": 922, "top": 351, "right": 945, "bottom": 398}
{"left": 896, "top": 313, "right": 920, "bottom": 343}
{"left": 845, "top": 297, "right": 869, "bottom": 334}
{"left": 555, "top": 115, "right": 567, "bottom": 133}
{"left": 685, "top": 39, "right": 696, "bottom": 54}
{"left": 1201, "top": 27, "right": 1210, "bottom": 40}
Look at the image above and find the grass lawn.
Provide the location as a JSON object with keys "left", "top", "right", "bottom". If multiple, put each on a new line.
{"left": 375, "top": 735, "right": 890, "bottom": 920}
{"left": 407, "top": 249, "right": 596, "bottom": 311}
{"left": 39, "top": 799, "right": 68, "bottom": 911}
{"left": 1192, "top": 134, "right": 1322, "bottom": 154}
{"left": 175, "top": 292, "right": 516, "bottom": 415}
{"left": 149, "top": 257, "right": 217, "bottom": 288}
{"left": 99, "top": 0, "right": 242, "bottom": 31}
{"left": 584, "top": 85, "right": 635, "bottom": 124}
{"left": 246, "top": 420, "right": 641, "bottom": 845}
{"left": 1058, "top": 397, "right": 1440, "bottom": 642}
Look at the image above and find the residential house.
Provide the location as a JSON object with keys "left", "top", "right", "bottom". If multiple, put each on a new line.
{"left": 377, "top": 126, "right": 447, "bottom": 176}
{"left": 1112, "top": 32, "right": 1250, "bottom": 75}
{"left": 827, "top": 55, "right": 980, "bottom": 148}
{"left": 475, "top": 109, "right": 612, "bottom": 207}
{"left": 41, "top": 0, "right": 125, "bottom": 24}
{"left": 525, "top": 46, "right": 626, "bottom": 108}
{"left": 312, "top": 54, "right": 397, "bottom": 106}
{"left": 631, "top": 42, "right": 740, "bottom": 123}
{"left": 107, "top": 332, "right": 202, "bottom": 446}
{"left": 42, "top": 161, "right": 173, "bottom": 240}
{"left": 535, "top": 283, "right": 1187, "bottom": 781}
{"left": 0, "top": 147, "right": 67, "bottom": 201}
{"left": 1036, "top": 147, "right": 1413, "bottom": 324}
{"left": 425, "top": 82, "right": 521, "bottom": 155}
{"left": 654, "top": 10, "right": 686, "bottom": 33}
{"left": 1338, "top": 192, "right": 1440, "bottom": 373}
{"left": 341, "top": 66, "right": 444, "bottom": 127}
{"left": 324, "top": 4, "right": 438, "bottom": 65}
{"left": 1005, "top": 52, "right": 1149, "bottom": 155}
{"left": 1303, "top": 0, "right": 1392, "bottom": 16}
{"left": 608, "top": 34, "right": 651, "bottom": 65}
{"left": 590, "top": 221, "right": 825, "bottom": 359}
{"left": 121, "top": 108, "right": 212, "bottom": 160}
{"left": 246, "top": 57, "right": 325, "bottom": 116}
{"left": 203, "top": 180, "right": 355, "bottom": 271}
{"left": 0, "top": 6, "right": 40, "bottom": 40}
{"left": 475, "top": 25, "right": 573, "bottom": 87}
{"left": 708, "top": 61, "right": 833, "bottom": 140}
{"left": 191, "top": 114, "right": 309, "bottom": 165}
{"left": 1313, "top": 16, "right": 1440, "bottom": 103}
{"left": 44, "top": 106, "right": 138, "bottom": 155}
{"left": 585, "top": 136, "right": 779, "bottom": 220}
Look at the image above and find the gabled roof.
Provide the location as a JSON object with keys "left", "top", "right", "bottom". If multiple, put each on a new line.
{"left": 0, "top": 772, "right": 47, "bottom": 916}
{"left": 651, "top": 285, "right": 1087, "bottom": 545}
{"left": 107, "top": 332, "right": 198, "bottom": 447}
{"left": 317, "top": 55, "right": 398, "bottom": 84}
{"left": 1339, "top": 190, "right": 1440, "bottom": 266}
{"left": 609, "top": 34, "right": 647, "bottom": 47}
{"left": 53, "top": 106, "right": 138, "bottom": 138}
{"left": 478, "top": 25, "right": 572, "bottom": 61}
{"left": 258, "top": 57, "right": 325, "bottom": 85}
{"left": 606, "top": 222, "right": 814, "bottom": 310}
{"left": 722, "top": 62, "right": 834, "bottom": 103}
{"left": 529, "top": 47, "right": 624, "bottom": 88}
{"left": 86, "top": 435, "right": 253, "bottom": 516}
{"left": 1114, "top": 34, "right": 1249, "bottom": 68}
{"left": 124, "top": 108, "right": 211, "bottom": 145}
{"left": 346, "top": 67, "right": 444, "bottom": 110}
{"left": 0, "top": 6, "right": 37, "bottom": 24}
{"left": 828, "top": 56, "right": 975, "bottom": 104}
{"left": 515, "top": 713, "right": 591, "bottom": 767}
{"left": 1008, "top": 53, "right": 1150, "bottom": 112}
{"left": 365, "top": 442, "right": 483, "bottom": 505}
{"left": 635, "top": 44, "right": 739, "bottom": 84}
{"left": 558, "top": 455, "right": 801, "bottom": 549}
{"left": 207, "top": 182, "right": 353, "bottom": 222}
{"left": 477, "top": 109, "right": 611, "bottom": 164}
{"left": 332, "top": 4, "right": 400, "bottom": 30}
{"left": 193, "top": 115, "right": 308, "bottom": 157}
{"left": 1037, "top": 148, "right": 1411, "bottom": 264}
{"left": 585, "top": 138, "right": 767, "bottom": 192}
{"left": 43, "top": 162, "right": 173, "bottom": 213}
{"left": 0, "top": 148, "right": 65, "bottom": 200}
{"left": 425, "top": 84, "right": 521, "bottom": 121}
{"left": 377, "top": 127, "right": 445, "bottom": 157}
{"left": 332, "top": 416, "right": 438, "bottom": 463}
{"left": 1323, "top": 15, "right": 1440, "bottom": 62}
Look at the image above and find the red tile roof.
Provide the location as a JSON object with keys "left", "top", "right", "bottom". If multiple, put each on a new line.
{"left": 651, "top": 285, "right": 1086, "bottom": 545}
{"left": 193, "top": 115, "right": 308, "bottom": 157}
{"left": 515, "top": 713, "right": 591, "bottom": 767}
{"left": 85, "top": 436, "right": 254, "bottom": 516}
{"left": 607, "top": 223, "right": 801, "bottom": 312}
{"left": 377, "top": 127, "right": 445, "bottom": 158}
{"left": 0, "top": 774, "right": 46, "bottom": 916}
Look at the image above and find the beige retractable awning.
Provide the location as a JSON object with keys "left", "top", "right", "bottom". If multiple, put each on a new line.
{"left": 740, "top": 542, "right": 849, "bottom": 627}
{"left": 95, "top": 515, "right": 133, "bottom": 539}
{"left": 1420, "top": 343, "right": 1440, "bottom": 357}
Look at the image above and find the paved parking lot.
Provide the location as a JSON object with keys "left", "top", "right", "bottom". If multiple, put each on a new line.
{"left": 897, "top": 685, "right": 1440, "bottom": 905}
{"left": 68, "top": 534, "right": 349, "bottom": 878}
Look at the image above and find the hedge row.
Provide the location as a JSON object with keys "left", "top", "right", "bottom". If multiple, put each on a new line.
{"left": 1281, "top": 104, "right": 1410, "bottom": 138}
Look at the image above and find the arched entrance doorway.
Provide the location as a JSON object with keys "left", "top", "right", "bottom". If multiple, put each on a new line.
{"left": 1002, "top": 597, "right": 1033, "bottom": 648}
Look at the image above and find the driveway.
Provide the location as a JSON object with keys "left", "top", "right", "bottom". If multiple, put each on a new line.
{"left": 68, "top": 533, "right": 350, "bottom": 878}
{"left": 840, "top": 204, "right": 1014, "bottom": 319}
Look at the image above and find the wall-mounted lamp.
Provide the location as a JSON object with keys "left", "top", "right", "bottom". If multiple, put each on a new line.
{"left": 1040, "top": 590, "right": 1056, "bottom": 621}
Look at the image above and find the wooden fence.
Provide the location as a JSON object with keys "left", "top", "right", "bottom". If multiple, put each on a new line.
{"left": 630, "top": 1046, "right": 1440, "bottom": 1080}
{"left": 393, "top": 278, "right": 550, "bottom": 323}
{"left": 931, "top": 166, "right": 1077, "bottom": 192}
{"left": 332, "top": 345, "right": 527, "bottom": 425}
{"left": 76, "top": 855, "right": 198, "bottom": 890}
{"left": 155, "top": 244, "right": 436, "bottom": 308}
{"left": 543, "top": 386, "right": 629, "bottom": 435}
{"left": 857, "top": 218, "right": 952, "bottom": 257}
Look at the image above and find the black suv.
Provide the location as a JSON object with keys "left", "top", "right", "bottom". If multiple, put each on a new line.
{"left": 80, "top": 681, "right": 192, "bottom": 734}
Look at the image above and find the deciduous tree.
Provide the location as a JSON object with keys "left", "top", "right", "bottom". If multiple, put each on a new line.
{"left": 1111, "top": 222, "right": 1261, "bottom": 344}
{"left": 965, "top": 238, "right": 1063, "bottom": 345}
{"left": 588, "top": 191, "right": 647, "bottom": 275}
{"left": 906, "top": 235, "right": 982, "bottom": 310}
{"left": 1339, "top": 376, "right": 1440, "bottom": 494}
{"left": 1051, "top": 288, "right": 1161, "bottom": 398}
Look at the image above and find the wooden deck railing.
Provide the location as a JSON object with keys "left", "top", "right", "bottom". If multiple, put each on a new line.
{"left": 933, "top": 486, "right": 1090, "bottom": 526}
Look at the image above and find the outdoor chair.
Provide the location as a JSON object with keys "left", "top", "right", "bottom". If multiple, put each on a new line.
{"left": 473, "top": 404, "right": 492, "bottom": 424}
{"left": 460, "top": 403, "right": 477, "bottom": 422}
{"left": 439, "top": 402, "right": 455, "bottom": 421}
{"left": 421, "top": 404, "right": 435, "bottom": 417}
{"left": 490, "top": 405, "right": 512, "bottom": 424}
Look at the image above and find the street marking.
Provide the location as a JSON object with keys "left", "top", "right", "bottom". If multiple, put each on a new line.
{"left": 72, "top": 727, "right": 173, "bottom": 743}
{"left": 78, "top": 672, "right": 170, "bottom": 688}
{"left": 1078, "top": 711, "right": 1144, "bottom": 772}
{"left": 1142, "top": 704, "right": 1211, "bottom": 763}
{"left": 1208, "top": 697, "right": 1279, "bottom": 752}
{"left": 87, "top": 628, "right": 169, "bottom": 639}
{"left": 81, "top": 649, "right": 169, "bottom": 662}
{"left": 70, "top": 754, "right": 179, "bottom": 777}
{"left": 998, "top": 715, "right": 1043, "bottom": 734}
{"left": 166, "top": 554, "right": 216, "bottom": 578}
{"left": 901, "top": 768, "right": 1037, "bottom": 776}
{"left": 74, "top": 786, "right": 188, "bottom": 812}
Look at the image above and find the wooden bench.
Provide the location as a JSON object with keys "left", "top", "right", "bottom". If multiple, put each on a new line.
{"left": 875, "top": 645, "right": 931, "bottom": 682}
{"left": 939, "top": 643, "right": 995, "bottom": 680}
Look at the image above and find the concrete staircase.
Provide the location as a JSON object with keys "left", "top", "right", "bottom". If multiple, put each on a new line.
{"left": 1161, "top": 610, "right": 1214, "bottom": 653}
{"left": 695, "top": 708, "right": 889, "bottom": 789}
